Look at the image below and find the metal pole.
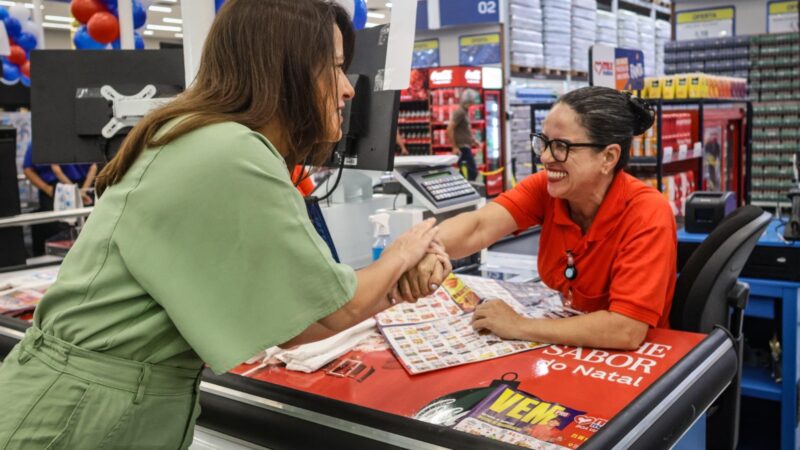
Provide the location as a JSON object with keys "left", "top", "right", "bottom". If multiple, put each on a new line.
{"left": 31, "top": 0, "right": 44, "bottom": 49}
{"left": 181, "top": 0, "right": 216, "bottom": 88}
{"left": 118, "top": 0, "right": 135, "bottom": 50}
{"left": 656, "top": 99, "right": 663, "bottom": 192}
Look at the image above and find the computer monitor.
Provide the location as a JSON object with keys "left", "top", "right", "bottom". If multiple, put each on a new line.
{"left": 330, "top": 24, "right": 400, "bottom": 172}
{"left": 30, "top": 50, "right": 185, "bottom": 165}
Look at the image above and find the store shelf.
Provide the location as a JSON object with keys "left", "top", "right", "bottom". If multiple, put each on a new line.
{"left": 398, "top": 119, "right": 431, "bottom": 125}
{"left": 742, "top": 366, "right": 782, "bottom": 401}
{"left": 510, "top": 70, "right": 589, "bottom": 83}
{"left": 657, "top": 98, "right": 749, "bottom": 106}
{"left": 751, "top": 200, "right": 792, "bottom": 209}
{"left": 629, "top": 150, "right": 703, "bottom": 167}
{"left": 470, "top": 120, "right": 485, "bottom": 126}
{"left": 619, "top": 0, "right": 671, "bottom": 15}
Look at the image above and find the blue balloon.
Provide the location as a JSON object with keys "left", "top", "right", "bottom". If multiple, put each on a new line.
{"left": 134, "top": 32, "right": 144, "bottom": 50}
{"left": 3, "top": 16, "right": 21, "bottom": 39}
{"left": 16, "top": 32, "right": 37, "bottom": 51}
{"left": 0, "top": 8, "right": 8, "bottom": 20}
{"left": 101, "top": 0, "right": 118, "bottom": 15}
{"left": 111, "top": 39, "right": 120, "bottom": 49}
{"left": 73, "top": 26, "right": 106, "bottom": 50}
{"left": 133, "top": 1, "right": 146, "bottom": 28}
{"left": 352, "top": 0, "right": 367, "bottom": 30}
{"left": 215, "top": 0, "right": 226, "bottom": 12}
{"left": 20, "top": 75, "right": 30, "bottom": 87}
{"left": 2, "top": 61, "right": 20, "bottom": 82}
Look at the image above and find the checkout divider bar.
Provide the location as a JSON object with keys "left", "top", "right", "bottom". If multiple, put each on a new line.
{"left": 582, "top": 328, "right": 737, "bottom": 449}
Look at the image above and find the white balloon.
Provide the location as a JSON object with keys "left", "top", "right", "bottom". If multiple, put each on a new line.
{"left": 9, "top": 4, "right": 30, "bottom": 22}
{"left": 332, "top": 0, "right": 354, "bottom": 19}
{"left": 21, "top": 20, "right": 40, "bottom": 36}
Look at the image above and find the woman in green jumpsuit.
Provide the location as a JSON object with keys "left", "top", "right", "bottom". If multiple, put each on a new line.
{"left": 0, "top": 1, "right": 448, "bottom": 448}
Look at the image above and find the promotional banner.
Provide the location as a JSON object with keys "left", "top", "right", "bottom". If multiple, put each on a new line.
{"left": 459, "top": 33, "right": 502, "bottom": 66}
{"left": 412, "top": 39, "right": 440, "bottom": 69}
{"left": 428, "top": 66, "right": 483, "bottom": 88}
{"left": 590, "top": 44, "right": 645, "bottom": 91}
{"left": 768, "top": 1, "right": 799, "bottom": 33}
{"left": 675, "top": 7, "right": 736, "bottom": 40}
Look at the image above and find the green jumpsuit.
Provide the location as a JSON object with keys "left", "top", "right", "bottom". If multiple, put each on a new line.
{"left": 0, "top": 120, "right": 357, "bottom": 449}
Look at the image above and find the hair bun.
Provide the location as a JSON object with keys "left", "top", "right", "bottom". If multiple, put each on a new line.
{"left": 626, "top": 93, "right": 655, "bottom": 135}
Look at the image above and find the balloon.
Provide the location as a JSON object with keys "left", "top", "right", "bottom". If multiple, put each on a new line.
{"left": 73, "top": 25, "right": 106, "bottom": 49}
{"left": 110, "top": 33, "right": 144, "bottom": 50}
{"left": 16, "top": 32, "right": 37, "bottom": 51}
{"left": 3, "top": 17, "right": 22, "bottom": 39}
{"left": 0, "top": 8, "right": 8, "bottom": 21}
{"left": 21, "top": 20, "right": 41, "bottom": 36}
{"left": 8, "top": 45, "right": 26, "bottom": 66}
{"left": 215, "top": 0, "right": 225, "bottom": 12}
{"left": 21, "top": 60, "right": 30, "bottom": 77}
{"left": 2, "top": 61, "right": 20, "bottom": 83}
{"left": 8, "top": 4, "right": 29, "bottom": 22}
{"left": 70, "top": 0, "right": 107, "bottom": 24}
{"left": 20, "top": 75, "right": 30, "bottom": 87}
{"left": 87, "top": 11, "right": 119, "bottom": 44}
{"left": 132, "top": 0, "right": 146, "bottom": 28}
{"left": 352, "top": 0, "right": 367, "bottom": 30}
{"left": 335, "top": 0, "right": 355, "bottom": 19}
{"left": 101, "top": 0, "right": 118, "bottom": 15}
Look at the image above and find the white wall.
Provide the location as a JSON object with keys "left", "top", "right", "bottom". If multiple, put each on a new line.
{"left": 673, "top": 0, "right": 772, "bottom": 35}
{"left": 415, "top": 23, "right": 503, "bottom": 67}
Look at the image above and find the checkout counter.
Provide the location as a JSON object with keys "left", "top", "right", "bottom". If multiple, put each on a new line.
{"left": 0, "top": 265, "right": 737, "bottom": 450}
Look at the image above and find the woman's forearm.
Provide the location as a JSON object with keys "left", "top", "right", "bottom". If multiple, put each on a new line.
{"left": 516, "top": 311, "right": 649, "bottom": 350}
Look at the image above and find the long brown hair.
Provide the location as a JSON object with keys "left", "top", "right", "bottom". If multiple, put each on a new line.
{"left": 96, "top": 0, "right": 354, "bottom": 195}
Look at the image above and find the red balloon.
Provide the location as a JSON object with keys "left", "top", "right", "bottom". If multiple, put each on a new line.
{"left": 70, "top": 0, "right": 106, "bottom": 25}
{"left": 87, "top": 11, "right": 119, "bottom": 44}
{"left": 69, "top": 0, "right": 106, "bottom": 24}
{"left": 21, "top": 61, "right": 30, "bottom": 78}
{"left": 8, "top": 45, "right": 26, "bottom": 66}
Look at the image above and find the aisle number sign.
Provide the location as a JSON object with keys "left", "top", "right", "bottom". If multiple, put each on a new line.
{"left": 768, "top": 1, "right": 799, "bottom": 33}
{"left": 675, "top": 7, "right": 735, "bottom": 41}
{"left": 459, "top": 33, "right": 501, "bottom": 66}
{"left": 427, "top": 0, "right": 501, "bottom": 29}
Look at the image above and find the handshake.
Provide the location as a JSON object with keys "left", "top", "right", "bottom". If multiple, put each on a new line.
{"left": 378, "top": 218, "right": 453, "bottom": 304}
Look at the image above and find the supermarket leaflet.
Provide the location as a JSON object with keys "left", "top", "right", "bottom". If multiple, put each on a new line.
{"left": 453, "top": 384, "right": 587, "bottom": 449}
{"left": 379, "top": 275, "right": 580, "bottom": 374}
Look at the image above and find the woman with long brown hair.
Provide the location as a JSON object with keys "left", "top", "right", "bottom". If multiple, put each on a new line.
{"left": 0, "top": 1, "right": 444, "bottom": 447}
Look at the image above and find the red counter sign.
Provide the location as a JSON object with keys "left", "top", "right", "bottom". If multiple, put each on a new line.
{"left": 429, "top": 66, "right": 483, "bottom": 88}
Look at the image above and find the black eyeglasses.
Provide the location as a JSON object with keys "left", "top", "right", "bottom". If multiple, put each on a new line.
{"left": 530, "top": 133, "right": 608, "bottom": 163}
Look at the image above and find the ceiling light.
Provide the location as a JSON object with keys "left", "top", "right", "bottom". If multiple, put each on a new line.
{"left": 143, "top": 30, "right": 154, "bottom": 36}
{"left": 146, "top": 24, "right": 181, "bottom": 32}
{"left": 385, "top": 2, "right": 392, "bottom": 7}
{"left": 367, "top": 12, "right": 385, "bottom": 19}
{"left": 42, "top": 22, "right": 73, "bottom": 30}
{"left": 149, "top": 5, "right": 172, "bottom": 13}
{"left": 174, "top": 33, "right": 183, "bottom": 38}
{"left": 365, "top": 21, "right": 379, "bottom": 28}
{"left": 163, "top": 17, "right": 183, "bottom": 24}
{"left": 45, "top": 15, "right": 74, "bottom": 23}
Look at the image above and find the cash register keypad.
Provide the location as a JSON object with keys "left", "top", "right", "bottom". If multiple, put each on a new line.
{"left": 421, "top": 176, "right": 475, "bottom": 201}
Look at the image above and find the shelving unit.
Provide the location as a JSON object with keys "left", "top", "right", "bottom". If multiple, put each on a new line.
{"left": 749, "top": 33, "right": 800, "bottom": 210}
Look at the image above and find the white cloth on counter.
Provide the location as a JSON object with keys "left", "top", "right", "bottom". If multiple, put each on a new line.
{"left": 247, "top": 319, "right": 377, "bottom": 373}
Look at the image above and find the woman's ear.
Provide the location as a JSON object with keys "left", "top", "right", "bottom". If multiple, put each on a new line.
{"left": 602, "top": 144, "right": 621, "bottom": 175}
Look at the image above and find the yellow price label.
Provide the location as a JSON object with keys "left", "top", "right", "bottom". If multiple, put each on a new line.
{"left": 769, "top": 0, "right": 799, "bottom": 15}
{"left": 677, "top": 7, "right": 735, "bottom": 24}
{"left": 414, "top": 39, "right": 439, "bottom": 52}
{"left": 460, "top": 33, "right": 500, "bottom": 46}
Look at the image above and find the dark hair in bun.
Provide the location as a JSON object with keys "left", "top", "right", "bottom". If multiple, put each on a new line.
{"left": 556, "top": 86, "right": 655, "bottom": 172}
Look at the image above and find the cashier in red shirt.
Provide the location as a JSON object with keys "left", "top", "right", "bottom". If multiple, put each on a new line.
{"left": 398, "top": 86, "right": 676, "bottom": 350}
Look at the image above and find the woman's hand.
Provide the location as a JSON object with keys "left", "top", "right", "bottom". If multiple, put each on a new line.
{"left": 380, "top": 218, "right": 439, "bottom": 274}
{"left": 472, "top": 300, "right": 527, "bottom": 340}
{"left": 396, "top": 244, "right": 452, "bottom": 302}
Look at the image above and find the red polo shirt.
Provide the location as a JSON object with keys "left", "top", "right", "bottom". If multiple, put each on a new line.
{"left": 494, "top": 171, "right": 676, "bottom": 328}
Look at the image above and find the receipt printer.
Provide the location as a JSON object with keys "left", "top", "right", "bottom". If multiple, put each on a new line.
{"left": 685, "top": 191, "right": 736, "bottom": 233}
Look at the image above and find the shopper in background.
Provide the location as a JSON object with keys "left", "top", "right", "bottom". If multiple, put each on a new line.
{"left": 448, "top": 89, "right": 480, "bottom": 181}
{"left": 0, "top": 1, "right": 448, "bottom": 448}
{"left": 21, "top": 145, "right": 97, "bottom": 255}
{"left": 400, "top": 87, "right": 674, "bottom": 351}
